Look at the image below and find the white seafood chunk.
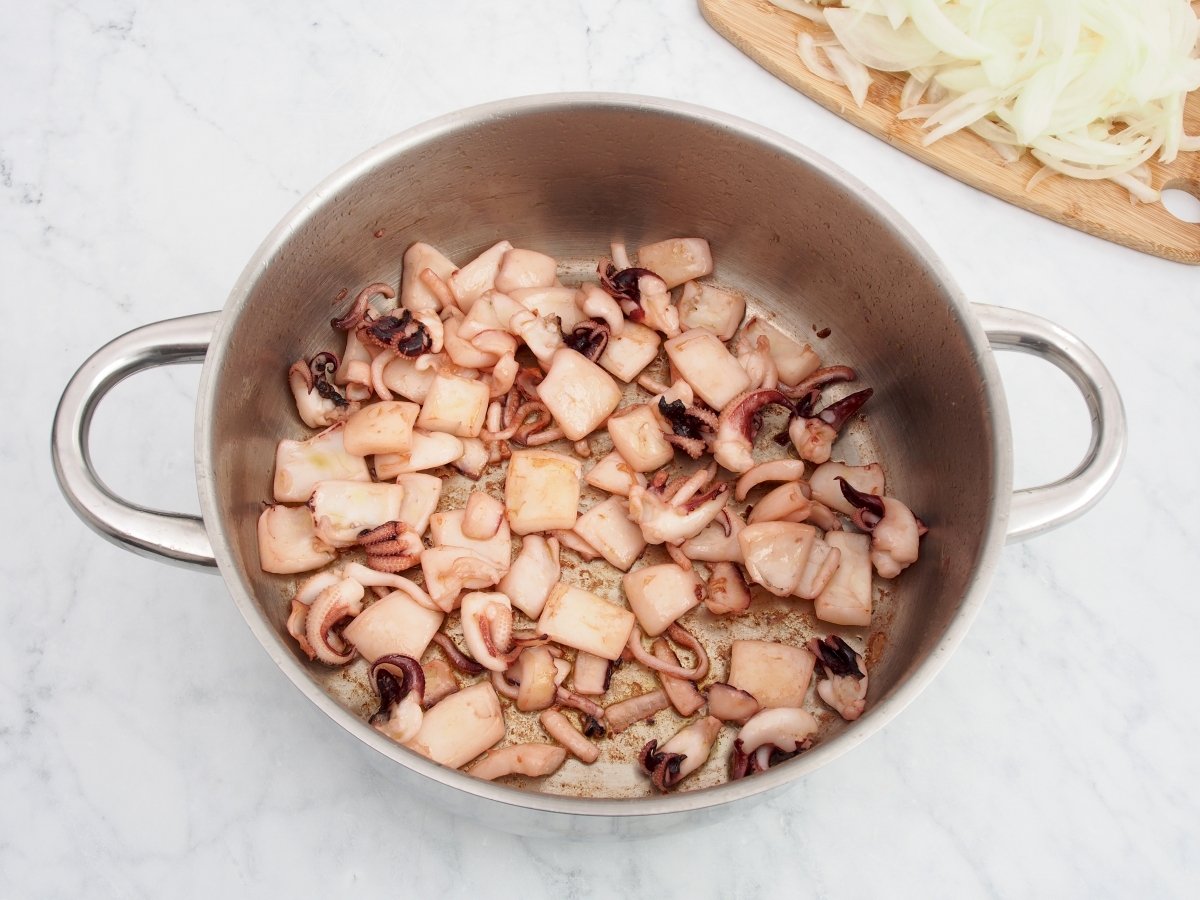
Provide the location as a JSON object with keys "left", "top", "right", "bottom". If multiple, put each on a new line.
{"left": 443, "top": 316, "right": 499, "bottom": 370}
{"left": 746, "top": 481, "right": 810, "bottom": 524}
{"left": 680, "top": 509, "right": 745, "bottom": 563}
{"left": 606, "top": 404, "right": 674, "bottom": 472}
{"left": 576, "top": 283, "right": 625, "bottom": 335}
{"left": 728, "top": 640, "right": 815, "bottom": 709}
{"left": 430, "top": 507, "right": 512, "bottom": 572}
{"left": 737, "top": 522, "right": 817, "bottom": 597}
{"left": 508, "top": 309, "right": 562, "bottom": 367}
{"left": 536, "top": 348, "right": 622, "bottom": 441}
{"left": 707, "top": 683, "right": 760, "bottom": 724}
{"left": 342, "top": 400, "right": 420, "bottom": 456}
{"left": 456, "top": 292, "right": 506, "bottom": 339}
{"left": 405, "top": 682, "right": 506, "bottom": 769}
{"left": 598, "top": 320, "right": 661, "bottom": 383}
{"left": 401, "top": 241, "right": 456, "bottom": 312}
{"left": 257, "top": 504, "right": 336, "bottom": 574}
{"left": 504, "top": 449, "right": 582, "bottom": 536}
{"left": 480, "top": 289, "right": 526, "bottom": 333}
{"left": 453, "top": 437, "right": 490, "bottom": 480}
{"left": 809, "top": 461, "right": 886, "bottom": 517}
{"left": 374, "top": 430, "right": 464, "bottom": 478}
{"left": 572, "top": 497, "right": 647, "bottom": 572}
{"left": 622, "top": 563, "right": 703, "bottom": 637}
{"left": 460, "top": 591, "right": 514, "bottom": 672}
{"left": 273, "top": 425, "right": 370, "bottom": 503}
{"left": 570, "top": 652, "right": 610, "bottom": 696}
{"left": 343, "top": 589, "right": 445, "bottom": 663}
{"left": 794, "top": 535, "right": 841, "bottom": 600}
{"left": 395, "top": 473, "right": 442, "bottom": 535}
{"left": 470, "top": 743, "right": 567, "bottom": 780}
{"left": 537, "top": 583, "right": 636, "bottom": 661}
{"left": 584, "top": 451, "right": 646, "bottom": 498}
{"left": 656, "top": 715, "right": 722, "bottom": 780}
{"left": 498, "top": 535, "right": 560, "bottom": 619}
{"left": 814, "top": 531, "right": 872, "bottom": 627}
{"left": 494, "top": 248, "right": 558, "bottom": 293}
{"left": 870, "top": 496, "right": 921, "bottom": 579}
{"left": 510, "top": 286, "right": 584, "bottom": 331}
{"left": 380, "top": 354, "right": 439, "bottom": 404}
{"left": 636, "top": 237, "right": 713, "bottom": 290}
{"left": 422, "top": 658, "right": 460, "bottom": 708}
{"left": 461, "top": 491, "right": 504, "bottom": 540}
{"left": 635, "top": 273, "right": 680, "bottom": 338}
{"left": 664, "top": 329, "right": 751, "bottom": 411}
{"left": 736, "top": 707, "right": 819, "bottom": 755}
{"left": 742, "top": 317, "right": 821, "bottom": 387}
{"left": 416, "top": 373, "right": 489, "bottom": 438}
{"left": 678, "top": 281, "right": 744, "bottom": 341}
{"left": 309, "top": 480, "right": 405, "bottom": 548}
{"left": 420, "top": 546, "right": 505, "bottom": 611}
{"left": 448, "top": 240, "right": 513, "bottom": 311}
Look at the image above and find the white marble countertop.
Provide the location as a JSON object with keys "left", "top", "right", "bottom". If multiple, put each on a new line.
{"left": 5, "top": 1, "right": 1197, "bottom": 896}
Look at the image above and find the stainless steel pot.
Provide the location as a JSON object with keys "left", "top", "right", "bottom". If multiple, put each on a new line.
{"left": 52, "top": 94, "right": 1125, "bottom": 838}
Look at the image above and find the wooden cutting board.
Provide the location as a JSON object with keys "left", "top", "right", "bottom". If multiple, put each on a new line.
{"left": 700, "top": 0, "right": 1200, "bottom": 265}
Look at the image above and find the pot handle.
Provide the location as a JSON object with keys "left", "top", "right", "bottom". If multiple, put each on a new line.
{"left": 51, "top": 312, "right": 221, "bottom": 569}
{"left": 972, "top": 303, "right": 1126, "bottom": 543}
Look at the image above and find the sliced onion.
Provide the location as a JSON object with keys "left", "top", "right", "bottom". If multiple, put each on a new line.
{"left": 899, "top": 73, "right": 929, "bottom": 110}
{"left": 905, "top": 0, "right": 992, "bottom": 60}
{"left": 779, "top": 0, "right": 1200, "bottom": 203}
{"left": 1025, "top": 164, "right": 1057, "bottom": 194}
{"left": 1109, "top": 171, "right": 1161, "bottom": 204}
{"left": 797, "top": 32, "right": 845, "bottom": 84}
{"left": 768, "top": 0, "right": 827, "bottom": 24}
{"left": 824, "top": 44, "right": 873, "bottom": 108}
{"left": 825, "top": 7, "right": 942, "bottom": 72}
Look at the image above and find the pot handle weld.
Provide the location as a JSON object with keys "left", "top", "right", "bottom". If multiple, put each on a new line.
{"left": 51, "top": 313, "right": 221, "bottom": 569}
{"left": 973, "top": 303, "right": 1126, "bottom": 544}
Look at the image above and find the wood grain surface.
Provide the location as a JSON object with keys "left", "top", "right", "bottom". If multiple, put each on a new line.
{"left": 701, "top": 0, "right": 1200, "bottom": 264}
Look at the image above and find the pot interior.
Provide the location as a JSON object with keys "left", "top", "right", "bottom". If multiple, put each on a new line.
{"left": 204, "top": 98, "right": 1000, "bottom": 799}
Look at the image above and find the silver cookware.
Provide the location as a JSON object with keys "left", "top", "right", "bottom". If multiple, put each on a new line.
{"left": 53, "top": 95, "right": 1125, "bottom": 837}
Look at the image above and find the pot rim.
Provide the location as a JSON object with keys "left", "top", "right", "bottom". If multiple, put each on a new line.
{"left": 195, "top": 92, "right": 1012, "bottom": 819}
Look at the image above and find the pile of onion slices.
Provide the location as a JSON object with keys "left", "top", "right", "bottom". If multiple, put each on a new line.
{"left": 770, "top": 0, "right": 1200, "bottom": 203}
